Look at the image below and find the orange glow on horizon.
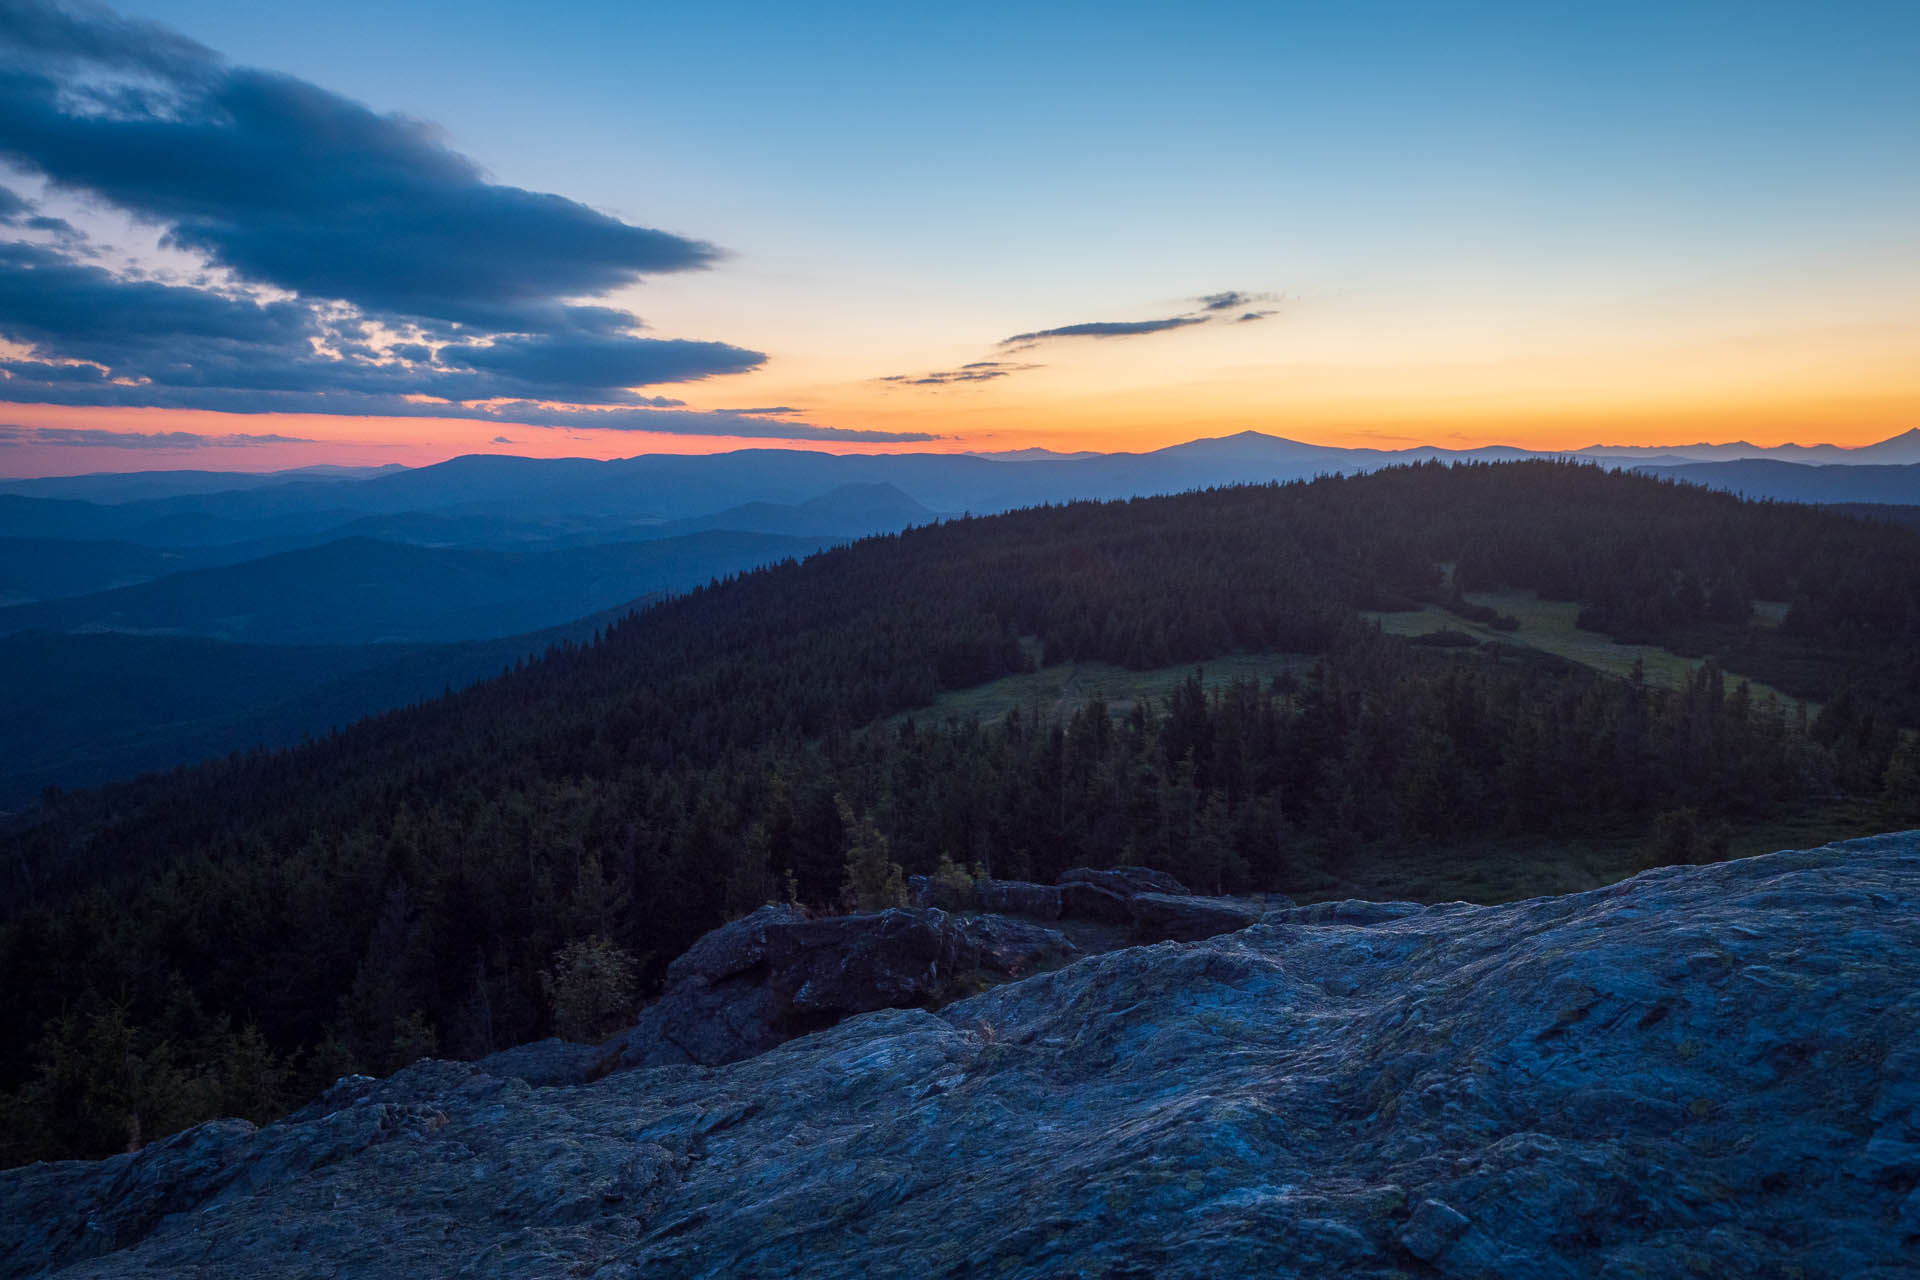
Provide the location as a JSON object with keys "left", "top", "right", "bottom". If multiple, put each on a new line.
{"left": 1, "top": 371, "right": 1914, "bottom": 478}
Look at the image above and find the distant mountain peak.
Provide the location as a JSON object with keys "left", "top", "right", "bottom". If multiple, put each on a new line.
{"left": 1151, "top": 429, "right": 1328, "bottom": 458}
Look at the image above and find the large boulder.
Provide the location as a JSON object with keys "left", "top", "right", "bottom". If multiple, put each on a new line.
{"left": 604, "top": 975, "right": 790, "bottom": 1072}
{"left": 1127, "top": 891, "right": 1261, "bottom": 942}
{"left": 18, "top": 833, "right": 1920, "bottom": 1277}
{"left": 605, "top": 904, "right": 806, "bottom": 1072}
{"left": 950, "top": 912, "right": 1081, "bottom": 974}
{"left": 907, "top": 873, "right": 977, "bottom": 912}
{"left": 1055, "top": 865, "right": 1192, "bottom": 924}
{"left": 1057, "top": 879, "right": 1134, "bottom": 923}
{"left": 473, "top": 1037, "right": 607, "bottom": 1087}
{"left": 607, "top": 906, "right": 1076, "bottom": 1072}
{"left": 1058, "top": 866, "right": 1190, "bottom": 896}
{"left": 975, "top": 878, "right": 1062, "bottom": 919}
{"left": 666, "top": 902, "right": 803, "bottom": 986}
{"left": 764, "top": 909, "right": 972, "bottom": 1017}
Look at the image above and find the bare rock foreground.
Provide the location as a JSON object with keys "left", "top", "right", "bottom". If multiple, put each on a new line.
{"left": 4, "top": 833, "right": 1918, "bottom": 1277}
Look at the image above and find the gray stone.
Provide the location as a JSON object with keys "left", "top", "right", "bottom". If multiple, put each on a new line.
{"left": 665, "top": 902, "right": 802, "bottom": 987}
{"left": 608, "top": 906, "right": 1076, "bottom": 1072}
{"left": 1263, "top": 898, "right": 1432, "bottom": 926}
{"left": 1058, "top": 865, "right": 1190, "bottom": 896}
{"left": 1128, "top": 891, "right": 1261, "bottom": 941}
{"left": 949, "top": 912, "right": 1078, "bottom": 975}
{"left": 906, "top": 874, "right": 975, "bottom": 912}
{"left": 8, "top": 832, "right": 1920, "bottom": 1278}
{"left": 474, "top": 1037, "right": 607, "bottom": 1087}
{"left": 1058, "top": 878, "right": 1134, "bottom": 923}
{"left": 974, "top": 878, "right": 1062, "bottom": 920}
{"left": 1398, "top": 1197, "right": 1470, "bottom": 1262}
{"left": 764, "top": 908, "right": 971, "bottom": 1015}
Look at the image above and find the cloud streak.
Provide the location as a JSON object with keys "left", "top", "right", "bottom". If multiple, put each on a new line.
{"left": 878, "top": 360, "right": 1040, "bottom": 387}
{"left": 996, "top": 291, "right": 1279, "bottom": 350}
{"left": 0, "top": 424, "right": 316, "bottom": 448}
{"left": 1000, "top": 316, "right": 1207, "bottom": 347}
{"left": 883, "top": 289, "right": 1278, "bottom": 389}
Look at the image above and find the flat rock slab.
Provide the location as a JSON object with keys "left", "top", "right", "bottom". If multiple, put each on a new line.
{"left": 6, "top": 831, "right": 1919, "bottom": 1278}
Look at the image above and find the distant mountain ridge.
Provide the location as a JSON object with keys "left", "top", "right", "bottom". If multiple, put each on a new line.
{"left": 1632, "top": 459, "right": 1920, "bottom": 505}
{"left": 0, "top": 463, "right": 406, "bottom": 503}
{"left": 0, "top": 530, "right": 834, "bottom": 645}
{"left": 1, "top": 429, "right": 1914, "bottom": 556}
{"left": 0, "top": 604, "right": 636, "bottom": 808}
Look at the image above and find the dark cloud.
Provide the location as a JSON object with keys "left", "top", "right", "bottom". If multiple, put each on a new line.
{"left": 716, "top": 405, "right": 801, "bottom": 415}
{"left": 0, "top": 424, "right": 315, "bottom": 448}
{"left": 0, "top": 8, "right": 715, "bottom": 331}
{"left": 0, "top": 181, "right": 80, "bottom": 240}
{"left": 0, "top": 3, "right": 902, "bottom": 441}
{"left": 1237, "top": 310, "right": 1277, "bottom": 322}
{"left": 0, "top": 239, "right": 316, "bottom": 355}
{"left": 1197, "top": 291, "right": 1253, "bottom": 311}
{"left": 1000, "top": 316, "right": 1208, "bottom": 346}
{"left": 877, "top": 360, "right": 1041, "bottom": 387}
{"left": 0, "top": 0, "right": 215, "bottom": 77}
{"left": 491, "top": 435, "right": 513, "bottom": 444}
{"left": 438, "top": 307, "right": 762, "bottom": 395}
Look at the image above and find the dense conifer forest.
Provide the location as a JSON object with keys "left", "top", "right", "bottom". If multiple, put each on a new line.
{"left": 4, "top": 461, "right": 1918, "bottom": 1163}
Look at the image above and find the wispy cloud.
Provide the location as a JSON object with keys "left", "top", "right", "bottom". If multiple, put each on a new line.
{"left": 1000, "top": 316, "right": 1206, "bottom": 348}
{"left": 0, "top": 424, "right": 316, "bottom": 448}
{"left": 996, "top": 290, "right": 1281, "bottom": 350}
{"left": 881, "top": 288, "right": 1279, "bottom": 388}
{"left": 877, "top": 360, "right": 1040, "bottom": 387}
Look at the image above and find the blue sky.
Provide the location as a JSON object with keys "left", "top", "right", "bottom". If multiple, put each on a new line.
{"left": 1, "top": 0, "right": 1915, "bottom": 470}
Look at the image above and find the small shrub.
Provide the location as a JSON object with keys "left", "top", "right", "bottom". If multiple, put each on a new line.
{"left": 837, "top": 794, "right": 907, "bottom": 912}
{"left": 541, "top": 935, "right": 640, "bottom": 1043}
{"left": 1638, "top": 807, "right": 1731, "bottom": 870}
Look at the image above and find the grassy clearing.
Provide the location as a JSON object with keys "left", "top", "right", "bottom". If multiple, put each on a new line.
{"left": 894, "top": 650, "right": 1317, "bottom": 729}
{"left": 1364, "top": 590, "right": 1813, "bottom": 712}
{"left": 1287, "top": 797, "right": 1890, "bottom": 906}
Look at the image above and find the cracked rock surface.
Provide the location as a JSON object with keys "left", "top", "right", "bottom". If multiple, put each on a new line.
{"left": 4, "top": 832, "right": 1917, "bottom": 1278}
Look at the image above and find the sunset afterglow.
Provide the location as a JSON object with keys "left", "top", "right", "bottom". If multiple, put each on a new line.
{"left": 1, "top": 1, "right": 1915, "bottom": 475}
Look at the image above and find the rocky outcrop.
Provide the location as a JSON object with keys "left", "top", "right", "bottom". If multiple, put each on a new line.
{"left": 905, "top": 873, "right": 974, "bottom": 912}
{"left": 1126, "top": 890, "right": 1261, "bottom": 940}
{"left": 1056, "top": 865, "right": 1187, "bottom": 924}
{"left": 761, "top": 908, "right": 1069, "bottom": 1019}
{"left": 1263, "top": 897, "right": 1435, "bottom": 926}
{"left": 472, "top": 1037, "right": 605, "bottom": 1087}
{"left": 974, "top": 877, "right": 1062, "bottom": 919}
{"left": 1057, "top": 866, "right": 1190, "bottom": 896}
{"left": 600, "top": 905, "right": 1075, "bottom": 1075}
{"left": 7, "top": 832, "right": 1919, "bottom": 1278}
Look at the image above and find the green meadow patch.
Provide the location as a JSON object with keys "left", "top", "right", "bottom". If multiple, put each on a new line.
{"left": 1365, "top": 590, "right": 1813, "bottom": 713}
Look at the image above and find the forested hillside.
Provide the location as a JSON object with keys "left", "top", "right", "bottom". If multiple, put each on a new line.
{"left": 4, "top": 462, "right": 1918, "bottom": 1164}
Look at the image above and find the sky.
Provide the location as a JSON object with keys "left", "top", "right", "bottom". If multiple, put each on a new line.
{"left": 0, "top": 0, "right": 1917, "bottom": 476}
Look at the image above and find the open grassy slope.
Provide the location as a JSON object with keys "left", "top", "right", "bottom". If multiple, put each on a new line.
{"left": 1364, "top": 589, "right": 1814, "bottom": 711}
